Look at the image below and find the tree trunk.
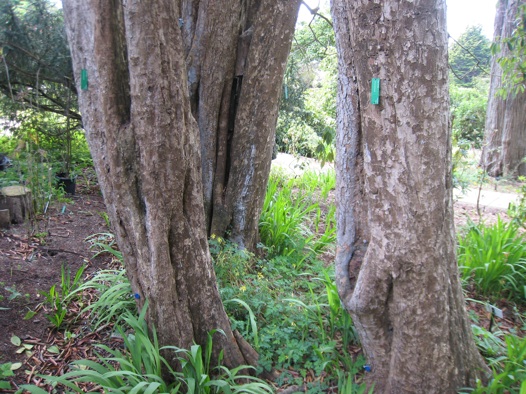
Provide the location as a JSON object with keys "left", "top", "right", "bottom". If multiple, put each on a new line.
{"left": 331, "top": 0, "right": 489, "bottom": 392}
{"left": 482, "top": 0, "right": 526, "bottom": 177}
{"left": 181, "top": 0, "right": 300, "bottom": 250}
{"left": 62, "top": 0, "right": 253, "bottom": 369}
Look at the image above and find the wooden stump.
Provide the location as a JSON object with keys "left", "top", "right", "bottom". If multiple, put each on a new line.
{"left": 0, "top": 186, "right": 33, "bottom": 224}
{"left": 0, "top": 209, "right": 10, "bottom": 229}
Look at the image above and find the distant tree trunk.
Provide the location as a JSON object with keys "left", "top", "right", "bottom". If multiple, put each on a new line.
{"left": 482, "top": 0, "right": 526, "bottom": 177}
{"left": 181, "top": 0, "right": 300, "bottom": 250}
{"left": 331, "top": 0, "right": 489, "bottom": 392}
{"left": 62, "top": 0, "right": 254, "bottom": 369}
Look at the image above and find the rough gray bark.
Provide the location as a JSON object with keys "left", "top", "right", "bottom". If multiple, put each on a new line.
{"left": 62, "top": 0, "right": 254, "bottom": 369}
{"left": 482, "top": 0, "right": 526, "bottom": 177}
{"left": 331, "top": 0, "right": 489, "bottom": 392}
{"left": 181, "top": 0, "right": 301, "bottom": 250}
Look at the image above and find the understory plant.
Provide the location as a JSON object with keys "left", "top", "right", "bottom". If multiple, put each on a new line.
{"left": 40, "top": 264, "right": 86, "bottom": 328}
{"left": 0, "top": 362, "right": 20, "bottom": 391}
{"left": 212, "top": 232, "right": 364, "bottom": 390}
{"left": 259, "top": 169, "right": 336, "bottom": 262}
{"left": 457, "top": 218, "right": 526, "bottom": 300}
{"left": 66, "top": 267, "right": 135, "bottom": 329}
{"left": 0, "top": 149, "right": 66, "bottom": 214}
{"left": 508, "top": 178, "right": 526, "bottom": 229}
{"left": 20, "top": 305, "right": 273, "bottom": 394}
{"left": 461, "top": 327, "right": 526, "bottom": 393}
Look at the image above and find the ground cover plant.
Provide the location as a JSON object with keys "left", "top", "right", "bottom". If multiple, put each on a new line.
{"left": 457, "top": 213, "right": 526, "bottom": 392}
{"left": 0, "top": 150, "right": 525, "bottom": 393}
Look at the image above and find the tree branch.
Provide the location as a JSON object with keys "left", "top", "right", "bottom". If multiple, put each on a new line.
{"left": 301, "top": 1, "right": 333, "bottom": 28}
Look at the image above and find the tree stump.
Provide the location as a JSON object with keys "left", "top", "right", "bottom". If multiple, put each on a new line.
{"left": 0, "top": 209, "right": 10, "bottom": 229}
{"left": 0, "top": 186, "right": 33, "bottom": 224}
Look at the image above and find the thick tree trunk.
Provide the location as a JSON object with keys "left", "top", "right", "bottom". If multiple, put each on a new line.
{"left": 62, "top": 0, "right": 253, "bottom": 369}
{"left": 331, "top": 0, "right": 489, "bottom": 392}
{"left": 181, "top": 0, "right": 300, "bottom": 250}
{"left": 482, "top": 0, "right": 526, "bottom": 177}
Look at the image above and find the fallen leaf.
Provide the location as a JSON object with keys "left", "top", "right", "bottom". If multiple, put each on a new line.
{"left": 24, "top": 310, "right": 37, "bottom": 320}
{"left": 10, "top": 335, "right": 21, "bottom": 346}
{"left": 47, "top": 345, "right": 60, "bottom": 354}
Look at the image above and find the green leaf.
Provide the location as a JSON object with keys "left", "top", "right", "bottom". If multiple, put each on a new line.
{"left": 10, "top": 363, "right": 22, "bottom": 371}
{"left": 10, "top": 335, "right": 21, "bottom": 346}
{"left": 24, "top": 310, "right": 37, "bottom": 320}
{"left": 18, "top": 385, "right": 49, "bottom": 394}
{"left": 0, "top": 381, "right": 11, "bottom": 390}
{"left": 47, "top": 345, "right": 60, "bottom": 354}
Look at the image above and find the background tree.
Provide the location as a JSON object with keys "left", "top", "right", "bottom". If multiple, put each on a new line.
{"left": 277, "top": 11, "right": 337, "bottom": 162}
{"left": 482, "top": 0, "right": 526, "bottom": 177}
{"left": 494, "top": 2, "right": 526, "bottom": 94}
{"left": 62, "top": 0, "right": 261, "bottom": 369}
{"left": 448, "top": 26, "right": 491, "bottom": 149}
{"left": 182, "top": 0, "right": 301, "bottom": 250}
{"left": 449, "top": 26, "right": 491, "bottom": 86}
{"left": 450, "top": 77, "right": 489, "bottom": 148}
{"left": 0, "top": 0, "right": 77, "bottom": 120}
{"left": 331, "top": 0, "right": 489, "bottom": 392}
{"left": 0, "top": 0, "right": 82, "bottom": 175}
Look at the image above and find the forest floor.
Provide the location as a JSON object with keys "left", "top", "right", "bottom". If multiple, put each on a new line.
{"left": 0, "top": 160, "right": 522, "bottom": 391}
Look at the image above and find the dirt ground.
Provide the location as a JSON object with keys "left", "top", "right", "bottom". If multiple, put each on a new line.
{"left": 0, "top": 171, "right": 517, "bottom": 390}
{"left": 0, "top": 172, "right": 114, "bottom": 389}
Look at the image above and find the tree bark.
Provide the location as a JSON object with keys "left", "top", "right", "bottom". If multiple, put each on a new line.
{"left": 0, "top": 209, "right": 10, "bottom": 228}
{"left": 331, "top": 0, "right": 489, "bottom": 392}
{"left": 181, "top": 0, "right": 300, "bottom": 250}
{"left": 482, "top": 0, "right": 526, "bottom": 177}
{"left": 62, "top": 0, "right": 253, "bottom": 369}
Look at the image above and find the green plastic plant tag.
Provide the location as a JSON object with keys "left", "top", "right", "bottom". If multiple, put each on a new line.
{"left": 371, "top": 78, "right": 380, "bottom": 105}
{"left": 81, "top": 69, "right": 88, "bottom": 90}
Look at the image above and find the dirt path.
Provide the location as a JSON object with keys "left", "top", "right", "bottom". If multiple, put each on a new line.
{"left": 455, "top": 187, "right": 518, "bottom": 210}
{"left": 0, "top": 175, "right": 113, "bottom": 386}
{"left": 272, "top": 152, "right": 518, "bottom": 227}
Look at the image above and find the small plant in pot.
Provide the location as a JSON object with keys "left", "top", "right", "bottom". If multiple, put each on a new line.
{"left": 55, "top": 169, "right": 77, "bottom": 196}
{"left": 54, "top": 89, "right": 80, "bottom": 196}
{"left": 54, "top": 122, "right": 78, "bottom": 195}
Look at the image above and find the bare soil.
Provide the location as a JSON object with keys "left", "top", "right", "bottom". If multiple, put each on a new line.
{"left": 0, "top": 172, "right": 519, "bottom": 391}
{"left": 0, "top": 172, "right": 115, "bottom": 390}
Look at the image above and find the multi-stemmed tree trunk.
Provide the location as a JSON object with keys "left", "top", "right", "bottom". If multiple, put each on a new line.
{"left": 62, "top": 0, "right": 257, "bottom": 368}
{"left": 181, "top": 0, "right": 300, "bottom": 249}
{"left": 482, "top": 0, "right": 526, "bottom": 177}
{"left": 331, "top": 0, "right": 489, "bottom": 392}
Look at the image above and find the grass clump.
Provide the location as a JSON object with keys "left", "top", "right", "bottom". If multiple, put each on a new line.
{"left": 458, "top": 218, "right": 526, "bottom": 301}
{"left": 259, "top": 169, "right": 336, "bottom": 264}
